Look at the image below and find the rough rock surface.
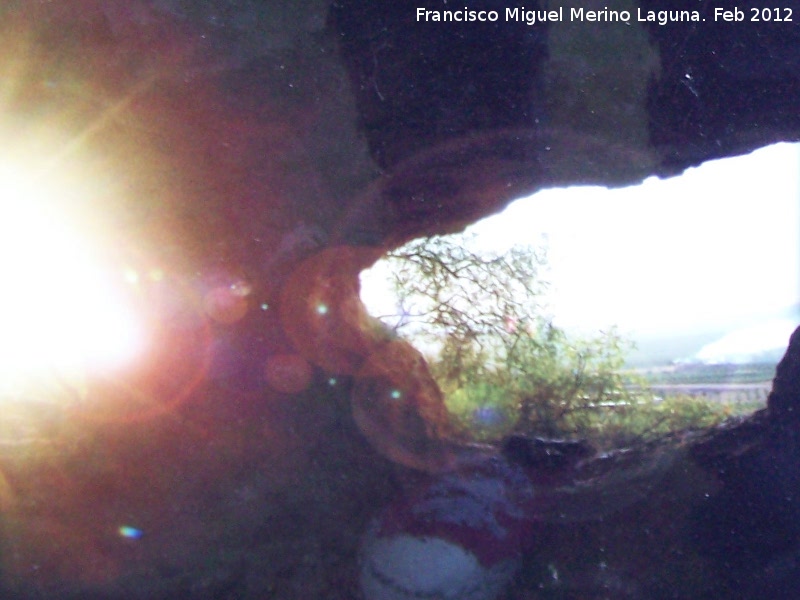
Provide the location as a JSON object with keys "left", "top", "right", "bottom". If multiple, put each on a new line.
{"left": 0, "top": 1, "right": 797, "bottom": 598}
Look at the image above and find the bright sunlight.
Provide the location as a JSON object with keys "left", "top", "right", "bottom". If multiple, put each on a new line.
{"left": 0, "top": 161, "right": 144, "bottom": 396}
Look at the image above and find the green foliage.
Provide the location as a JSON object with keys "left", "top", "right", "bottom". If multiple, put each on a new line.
{"left": 380, "top": 234, "right": 760, "bottom": 447}
{"left": 383, "top": 234, "right": 645, "bottom": 443}
{"left": 444, "top": 381, "right": 519, "bottom": 442}
{"left": 585, "top": 395, "right": 761, "bottom": 448}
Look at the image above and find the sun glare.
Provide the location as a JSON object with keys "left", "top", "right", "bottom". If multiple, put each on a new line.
{"left": 0, "top": 162, "right": 145, "bottom": 396}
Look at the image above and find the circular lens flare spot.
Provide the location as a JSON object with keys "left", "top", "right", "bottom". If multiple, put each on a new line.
{"left": 352, "top": 340, "right": 456, "bottom": 473}
{"left": 203, "top": 285, "right": 249, "bottom": 324}
{"left": 278, "top": 246, "right": 385, "bottom": 374}
{"left": 118, "top": 525, "right": 143, "bottom": 539}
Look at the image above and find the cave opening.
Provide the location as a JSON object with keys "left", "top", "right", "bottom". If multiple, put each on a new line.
{"left": 360, "top": 142, "right": 800, "bottom": 448}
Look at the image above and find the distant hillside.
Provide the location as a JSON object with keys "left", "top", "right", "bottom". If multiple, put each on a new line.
{"left": 638, "top": 362, "right": 777, "bottom": 386}
{"left": 624, "top": 310, "right": 799, "bottom": 368}
{"left": 624, "top": 330, "right": 725, "bottom": 367}
{"left": 688, "top": 318, "right": 798, "bottom": 365}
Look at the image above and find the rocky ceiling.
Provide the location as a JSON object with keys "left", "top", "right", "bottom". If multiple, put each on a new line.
{"left": 0, "top": 1, "right": 798, "bottom": 599}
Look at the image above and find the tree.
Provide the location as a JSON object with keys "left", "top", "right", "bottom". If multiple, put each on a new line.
{"left": 379, "top": 233, "right": 644, "bottom": 442}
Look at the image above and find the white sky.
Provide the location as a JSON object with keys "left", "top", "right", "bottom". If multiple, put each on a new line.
{"left": 362, "top": 142, "right": 800, "bottom": 338}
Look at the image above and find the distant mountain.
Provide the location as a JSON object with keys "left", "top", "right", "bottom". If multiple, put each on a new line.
{"left": 683, "top": 318, "right": 798, "bottom": 365}
{"left": 624, "top": 306, "right": 800, "bottom": 368}
{"left": 625, "top": 330, "right": 725, "bottom": 367}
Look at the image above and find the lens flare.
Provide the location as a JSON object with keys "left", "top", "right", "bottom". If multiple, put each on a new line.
{"left": 203, "top": 281, "right": 250, "bottom": 325}
{"left": 0, "top": 163, "right": 145, "bottom": 396}
{"left": 352, "top": 340, "right": 457, "bottom": 473}
{"left": 118, "top": 525, "right": 143, "bottom": 539}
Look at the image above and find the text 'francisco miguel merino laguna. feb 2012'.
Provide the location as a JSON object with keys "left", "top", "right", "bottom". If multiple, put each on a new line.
{"left": 416, "top": 6, "right": 794, "bottom": 25}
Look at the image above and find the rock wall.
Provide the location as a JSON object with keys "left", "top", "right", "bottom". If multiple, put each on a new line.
{"left": 0, "top": 1, "right": 797, "bottom": 598}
